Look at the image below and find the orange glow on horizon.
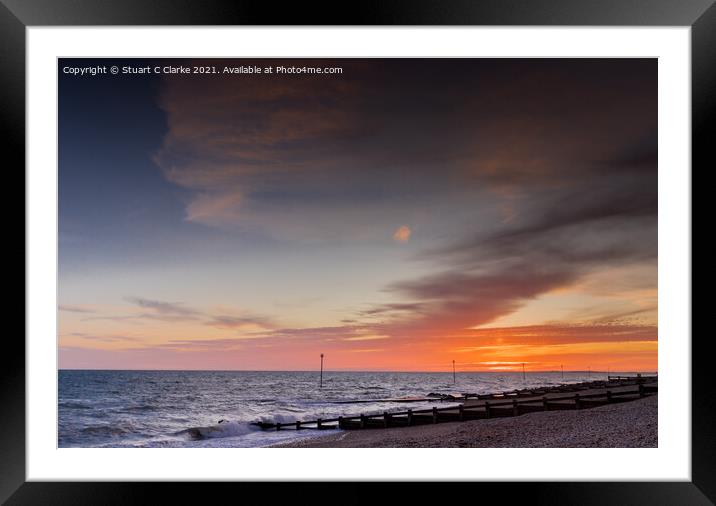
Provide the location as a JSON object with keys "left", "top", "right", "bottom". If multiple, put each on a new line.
{"left": 59, "top": 321, "right": 657, "bottom": 373}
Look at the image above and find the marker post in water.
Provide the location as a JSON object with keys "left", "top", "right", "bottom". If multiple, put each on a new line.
{"left": 452, "top": 360, "right": 456, "bottom": 384}
{"left": 561, "top": 364, "right": 564, "bottom": 379}
{"left": 522, "top": 363, "right": 526, "bottom": 380}
{"left": 320, "top": 353, "right": 324, "bottom": 388}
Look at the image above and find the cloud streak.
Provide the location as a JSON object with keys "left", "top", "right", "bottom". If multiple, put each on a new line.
{"left": 81, "top": 297, "right": 273, "bottom": 330}
{"left": 205, "top": 315, "right": 274, "bottom": 330}
{"left": 125, "top": 296, "right": 201, "bottom": 317}
{"left": 59, "top": 304, "right": 96, "bottom": 314}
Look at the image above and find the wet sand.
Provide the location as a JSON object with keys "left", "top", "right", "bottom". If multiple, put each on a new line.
{"left": 274, "top": 394, "right": 657, "bottom": 448}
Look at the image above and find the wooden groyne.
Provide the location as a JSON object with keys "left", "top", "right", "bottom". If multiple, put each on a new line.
{"left": 252, "top": 376, "right": 657, "bottom": 432}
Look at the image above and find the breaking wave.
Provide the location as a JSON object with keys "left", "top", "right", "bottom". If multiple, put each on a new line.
{"left": 178, "top": 420, "right": 258, "bottom": 440}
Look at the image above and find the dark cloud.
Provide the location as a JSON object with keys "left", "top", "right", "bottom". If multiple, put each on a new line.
{"left": 205, "top": 315, "right": 274, "bottom": 329}
{"left": 381, "top": 213, "right": 655, "bottom": 334}
{"left": 358, "top": 302, "right": 427, "bottom": 317}
{"left": 379, "top": 118, "right": 657, "bottom": 334}
{"left": 153, "top": 59, "right": 657, "bottom": 237}
{"left": 383, "top": 265, "right": 577, "bottom": 331}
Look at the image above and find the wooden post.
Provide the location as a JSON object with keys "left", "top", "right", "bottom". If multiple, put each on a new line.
{"left": 407, "top": 409, "right": 414, "bottom": 426}
{"left": 276, "top": 422, "right": 282, "bottom": 431}
{"left": 317, "top": 418, "right": 323, "bottom": 430}
{"left": 639, "top": 384, "right": 645, "bottom": 398}
{"left": 485, "top": 401, "right": 491, "bottom": 419}
{"left": 575, "top": 393, "right": 581, "bottom": 410}
{"left": 561, "top": 364, "right": 564, "bottom": 379}
{"left": 459, "top": 404, "right": 465, "bottom": 421}
{"left": 522, "top": 363, "right": 526, "bottom": 380}
{"left": 320, "top": 353, "right": 324, "bottom": 388}
{"left": 432, "top": 407, "right": 439, "bottom": 424}
{"left": 453, "top": 360, "right": 456, "bottom": 384}
{"left": 383, "top": 411, "right": 390, "bottom": 428}
{"left": 360, "top": 414, "right": 366, "bottom": 429}
{"left": 295, "top": 421, "right": 301, "bottom": 430}
{"left": 542, "top": 397, "right": 549, "bottom": 411}
{"left": 338, "top": 417, "right": 344, "bottom": 429}
{"left": 606, "top": 390, "right": 612, "bottom": 403}
{"left": 513, "top": 399, "right": 519, "bottom": 416}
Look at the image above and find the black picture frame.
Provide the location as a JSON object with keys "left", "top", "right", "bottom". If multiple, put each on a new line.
{"left": 4, "top": 1, "right": 709, "bottom": 503}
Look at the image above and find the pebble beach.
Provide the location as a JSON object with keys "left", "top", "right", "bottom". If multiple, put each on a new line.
{"left": 274, "top": 393, "right": 657, "bottom": 448}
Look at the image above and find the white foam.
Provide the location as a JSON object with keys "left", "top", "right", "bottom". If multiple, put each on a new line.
{"left": 184, "top": 420, "right": 258, "bottom": 440}
{"left": 259, "top": 413, "right": 299, "bottom": 424}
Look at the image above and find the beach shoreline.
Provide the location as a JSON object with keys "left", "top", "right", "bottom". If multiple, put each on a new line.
{"left": 272, "top": 393, "right": 657, "bottom": 448}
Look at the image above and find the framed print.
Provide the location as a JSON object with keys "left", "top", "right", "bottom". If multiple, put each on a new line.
{"left": 4, "top": 0, "right": 712, "bottom": 503}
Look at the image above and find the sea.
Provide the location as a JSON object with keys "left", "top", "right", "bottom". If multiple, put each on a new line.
{"left": 58, "top": 369, "right": 610, "bottom": 448}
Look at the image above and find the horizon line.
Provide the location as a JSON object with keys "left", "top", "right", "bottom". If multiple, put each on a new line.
{"left": 58, "top": 368, "right": 659, "bottom": 374}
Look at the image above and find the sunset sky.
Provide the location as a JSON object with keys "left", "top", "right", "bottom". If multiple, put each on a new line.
{"left": 58, "top": 58, "right": 657, "bottom": 372}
